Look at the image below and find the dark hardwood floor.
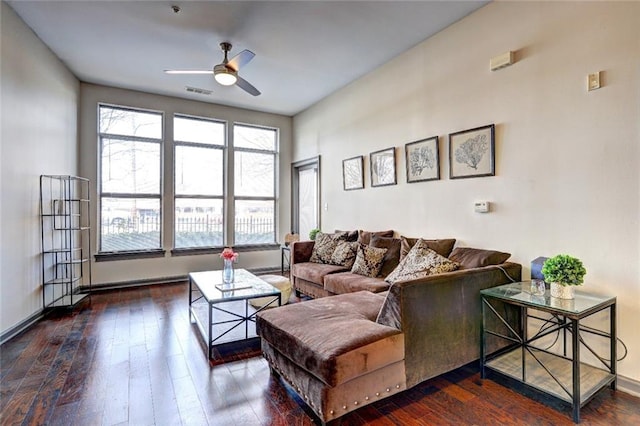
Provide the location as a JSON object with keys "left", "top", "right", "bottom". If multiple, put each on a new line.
{"left": 1, "top": 282, "right": 639, "bottom": 426}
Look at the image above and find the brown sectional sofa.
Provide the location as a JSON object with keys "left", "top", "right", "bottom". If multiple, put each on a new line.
{"left": 290, "top": 233, "right": 457, "bottom": 298}
{"left": 257, "top": 236, "right": 521, "bottom": 424}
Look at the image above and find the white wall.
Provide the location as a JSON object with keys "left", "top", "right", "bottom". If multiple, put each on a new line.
{"left": 293, "top": 2, "right": 640, "bottom": 387}
{"left": 79, "top": 84, "right": 293, "bottom": 285}
{"left": 1, "top": 2, "right": 80, "bottom": 335}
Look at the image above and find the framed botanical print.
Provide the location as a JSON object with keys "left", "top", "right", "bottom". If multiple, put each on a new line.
{"left": 342, "top": 155, "right": 364, "bottom": 190}
{"left": 449, "top": 124, "right": 495, "bottom": 179}
{"left": 370, "top": 147, "right": 396, "bottom": 187}
{"left": 405, "top": 136, "right": 440, "bottom": 183}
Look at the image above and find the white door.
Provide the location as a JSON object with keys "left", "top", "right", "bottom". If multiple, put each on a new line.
{"left": 292, "top": 157, "right": 319, "bottom": 240}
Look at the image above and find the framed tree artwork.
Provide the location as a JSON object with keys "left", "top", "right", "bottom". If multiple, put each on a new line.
{"left": 342, "top": 155, "right": 364, "bottom": 190}
{"left": 449, "top": 124, "right": 495, "bottom": 179}
{"left": 370, "top": 147, "right": 396, "bottom": 187}
{"left": 405, "top": 136, "right": 440, "bottom": 183}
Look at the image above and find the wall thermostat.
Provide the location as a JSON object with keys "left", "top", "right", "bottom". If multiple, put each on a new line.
{"left": 474, "top": 201, "right": 490, "bottom": 213}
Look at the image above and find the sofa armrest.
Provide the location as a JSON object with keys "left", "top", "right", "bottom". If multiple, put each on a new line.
{"left": 378, "top": 262, "right": 521, "bottom": 387}
{"left": 291, "top": 240, "right": 314, "bottom": 264}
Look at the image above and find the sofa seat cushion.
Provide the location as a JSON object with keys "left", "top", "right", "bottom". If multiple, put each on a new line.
{"left": 257, "top": 291, "right": 404, "bottom": 387}
{"left": 292, "top": 262, "right": 349, "bottom": 286}
{"left": 324, "top": 272, "right": 391, "bottom": 294}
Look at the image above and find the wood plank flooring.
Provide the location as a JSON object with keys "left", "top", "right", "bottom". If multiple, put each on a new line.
{"left": 1, "top": 282, "right": 639, "bottom": 425}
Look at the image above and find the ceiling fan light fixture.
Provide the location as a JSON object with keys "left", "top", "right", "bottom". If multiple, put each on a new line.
{"left": 214, "top": 65, "right": 237, "bottom": 86}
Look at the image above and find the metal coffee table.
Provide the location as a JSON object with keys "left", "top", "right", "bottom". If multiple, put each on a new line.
{"left": 188, "top": 268, "right": 281, "bottom": 358}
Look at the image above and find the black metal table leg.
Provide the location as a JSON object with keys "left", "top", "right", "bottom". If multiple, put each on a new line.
{"left": 572, "top": 318, "right": 581, "bottom": 423}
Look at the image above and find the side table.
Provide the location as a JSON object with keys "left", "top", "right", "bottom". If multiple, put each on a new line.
{"left": 281, "top": 245, "right": 291, "bottom": 274}
{"left": 481, "top": 282, "right": 616, "bottom": 423}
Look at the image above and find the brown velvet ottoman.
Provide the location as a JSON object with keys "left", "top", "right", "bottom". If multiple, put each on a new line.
{"left": 256, "top": 291, "right": 406, "bottom": 424}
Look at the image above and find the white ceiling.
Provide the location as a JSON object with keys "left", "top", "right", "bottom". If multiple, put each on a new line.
{"left": 8, "top": 1, "right": 488, "bottom": 116}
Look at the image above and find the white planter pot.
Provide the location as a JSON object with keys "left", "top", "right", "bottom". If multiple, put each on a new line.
{"left": 550, "top": 282, "right": 575, "bottom": 299}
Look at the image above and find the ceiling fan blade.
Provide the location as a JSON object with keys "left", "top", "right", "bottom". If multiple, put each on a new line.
{"left": 227, "top": 49, "right": 255, "bottom": 72}
{"left": 235, "top": 76, "right": 261, "bottom": 96}
{"left": 164, "top": 70, "right": 214, "bottom": 74}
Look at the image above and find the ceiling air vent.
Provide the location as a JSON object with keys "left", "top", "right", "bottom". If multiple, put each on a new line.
{"left": 185, "top": 86, "right": 213, "bottom": 95}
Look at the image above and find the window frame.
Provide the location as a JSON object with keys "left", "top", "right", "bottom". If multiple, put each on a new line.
{"left": 172, "top": 113, "right": 226, "bottom": 252}
{"left": 232, "top": 122, "right": 279, "bottom": 247}
{"left": 95, "top": 104, "right": 165, "bottom": 260}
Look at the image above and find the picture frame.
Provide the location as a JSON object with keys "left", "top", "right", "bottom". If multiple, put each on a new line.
{"left": 370, "top": 147, "right": 396, "bottom": 187}
{"left": 342, "top": 155, "right": 364, "bottom": 190}
{"left": 405, "top": 136, "right": 440, "bottom": 183}
{"left": 449, "top": 124, "right": 495, "bottom": 179}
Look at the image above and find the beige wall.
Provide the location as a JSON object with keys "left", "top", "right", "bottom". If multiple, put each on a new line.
{"left": 1, "top": 2, "right": 80, "bottom": 334}
{"left": 293, "top": 2, "right": 640, "bottom": 388}
{"left": 79, "top": 84, "right": 293, "bottom": 285}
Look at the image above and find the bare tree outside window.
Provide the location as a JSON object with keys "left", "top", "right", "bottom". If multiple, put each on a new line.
{"left": 233, "top": 125, "right": 278, "bottom": 245}
{"left": 98, "top": 105, "right": 162, "bottom": 252}
{"left": 173, "top": 115, "right": 225, "bottom": 249}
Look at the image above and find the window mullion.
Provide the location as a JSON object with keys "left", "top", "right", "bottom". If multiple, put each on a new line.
{"left": 226, "top": 122, "right": 234, "bottom": 246}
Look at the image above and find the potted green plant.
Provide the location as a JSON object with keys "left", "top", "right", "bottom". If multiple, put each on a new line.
{"left": 309, "top": 228, "right": 320, "bottom": 241}
{"left": 541, "top": 254, "right": 586, "bottom": 299}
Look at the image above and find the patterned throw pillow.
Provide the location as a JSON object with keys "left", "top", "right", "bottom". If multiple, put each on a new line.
{"left": 331, "top": 241, "right": 359, "bottom": 268}
{"left": 310, "top": 232, "right": 346, "bottom": 264}
{"left": 351, "top": 244, "right": 388, "bottom": 277}
{"left": 385, "top": 239, "right": 459, "bottom": 284}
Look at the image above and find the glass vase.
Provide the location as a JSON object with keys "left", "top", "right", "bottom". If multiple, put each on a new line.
{"left": 223, "top": 259, "right": 234, "bottom": 284}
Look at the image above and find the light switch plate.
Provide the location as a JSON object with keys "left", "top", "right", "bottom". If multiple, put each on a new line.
{"left": 588, "top": 72, "right": 601, "bottom": 91}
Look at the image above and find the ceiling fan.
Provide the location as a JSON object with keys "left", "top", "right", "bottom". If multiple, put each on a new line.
{"left": 165, "top": 42, "right": 260, "bottom": 96}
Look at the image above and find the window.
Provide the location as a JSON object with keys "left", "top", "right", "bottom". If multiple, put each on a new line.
{"left": 98, "top": 105, "right": 162, "bottom": 253}
{"left": 174, "top": 115, "right": 225, "bottom": 248}
{"left": 233, "top": 124, "right": 278, "bottom": 245}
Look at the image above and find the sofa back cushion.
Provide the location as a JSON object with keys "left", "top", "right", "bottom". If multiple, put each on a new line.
{"left": 357, "top": 229, "right": 394, "bottom": 245}
{"left": 448, "top": 247, "right": 511, "bottom": 269}
{"left": 400, "top": 236, "right": 456, "bottom": 260}
{"left": 385, "top": 240, "right": 459, "bottom": 284}
{"left": 334, "top": 229, "right": 359, "bottom": 242}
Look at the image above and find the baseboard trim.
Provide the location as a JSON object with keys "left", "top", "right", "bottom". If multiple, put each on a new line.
{"left": 91, "top": 267, "right": 282, "bottom": 292}
{"left": 618, "top": 374, "right": 640, "bottom": 398}
{"left": 0, "top": 310, "right": 44, "bottom": 345}
{"left": 91, "top": 275, "right": 188, "bottom": 292}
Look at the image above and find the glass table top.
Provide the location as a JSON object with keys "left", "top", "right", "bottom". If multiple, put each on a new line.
{"left": 481, "top": 282, "right": 615, "bottom": 315}
{"left": 189, "top": 268, "right": 281, "bottom": 303}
